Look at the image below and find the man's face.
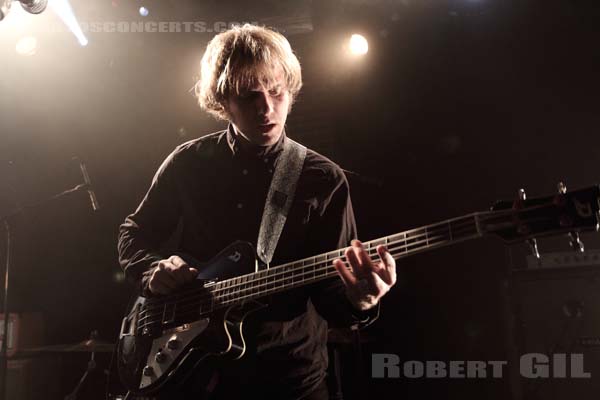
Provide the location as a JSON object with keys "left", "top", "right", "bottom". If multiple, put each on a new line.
{"left": 226, "top": 67, "right": 291, "bottom": 146}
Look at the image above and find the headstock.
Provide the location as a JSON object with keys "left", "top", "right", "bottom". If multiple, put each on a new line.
{"left": 486, "top": 183, "right": 600, "bottom": 247}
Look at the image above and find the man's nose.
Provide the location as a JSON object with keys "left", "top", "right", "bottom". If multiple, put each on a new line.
{"left": 256, "top": 92, "right": 274, "bottom": 116}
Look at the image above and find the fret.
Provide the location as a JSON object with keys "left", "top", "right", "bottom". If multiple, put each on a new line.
{"left": 369, "top": 237, "right": 387, "bottom": 249}
{"left": 306, "top": 258, "right": 315, "bottom": 283}
{"left": 405, "top": 230, "right": 422, "bottom": 250}
{"left": 241, "top": 274, "right": 248, "bottom": 297}
{"left": 167, "top": 213, "right": 496, "bottom": 316}
{"left": 282, "top": 265, "right": 290, "bottom": 289}
{"left": 226, "top": 278, "right": 233, "bottom": 302}
{"left": 315, "top": 254, "right": 327, "bottom": 278}
{"left": 267, "top": 273, "right": 279, "bottom": 292}
{"left": 448, "top": 216, "right": 477, "bottom": 239}
{"left": 259, "top": 269, "right": 268, "bottom": 296}
{"left": 219, "top": 280, "right": 227, "bottom": 304}
{"left": 230, "top": 277, "right": 238, "bottom": 302}
{"left": 292, "top": 262, "right": 303, "bottom": 285}
{"left": 253, "top": 271, "right": 260, "bottom": 296}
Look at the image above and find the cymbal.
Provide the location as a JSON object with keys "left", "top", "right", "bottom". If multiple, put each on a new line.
{"left": 20, "top": 338, "right": 115, "bottom": 354}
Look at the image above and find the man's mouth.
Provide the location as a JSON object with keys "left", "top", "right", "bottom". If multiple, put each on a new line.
{"left": 258, "top": 123, "right": 277, "bottom": 132}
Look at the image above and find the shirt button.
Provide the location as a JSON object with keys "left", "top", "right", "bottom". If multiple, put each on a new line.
{"left": 242, "top": 169, "right": 248, "bottom": 175}
{"left": 268, "top": 168, "right": 273, "bottom": 174}
{"left": 263, "top": 158, "right": 269, "bottom": 163}
{"left": 237, "top": 203, "right": 244, "bottom": 209}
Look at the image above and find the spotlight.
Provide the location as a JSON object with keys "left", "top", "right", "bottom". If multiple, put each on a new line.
{"left": 349, "top": 34, "right": 368, "bottom": 56}
{"left": 139, "top": 6, "right": 148, "bottom": 17}
{"left": 20, "top": 0, "right": 47, "bottom": 14}
{"left": 15, "top": 35, "right": 37, "bottom": 55}
{"left": 49, "top": 0, "right": 88, "bottom": 47}
{"left": 1, "top": 0, "right": 48, "bottom": 21}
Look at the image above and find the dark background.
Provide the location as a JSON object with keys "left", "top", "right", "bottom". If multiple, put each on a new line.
{"left": 1, "top": 0, "right": 600, "bottom": 398}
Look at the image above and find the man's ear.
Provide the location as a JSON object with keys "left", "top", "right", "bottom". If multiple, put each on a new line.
{"left": 220, "top": 98, "right": 231, "bottom": 119}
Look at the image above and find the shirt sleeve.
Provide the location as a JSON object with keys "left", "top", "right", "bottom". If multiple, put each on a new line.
{"left": 307, "top": 168, "right": 380, "bottom": 330}
{"left": 117, "top": 149, "right": 183, "bottom": 295}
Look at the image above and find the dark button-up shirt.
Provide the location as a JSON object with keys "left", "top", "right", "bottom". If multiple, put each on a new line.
{"left": 118, "top": 125, "right": 378, "bottom": 398}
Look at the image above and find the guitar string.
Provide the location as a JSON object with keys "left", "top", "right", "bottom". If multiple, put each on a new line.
{"left": 141, "top": 213, "right": 482, "bottom": 307}
{"left": 136, "top": 204, "right": 562, "bottom": 327}
{"left": 136, "top": 224, "right": 479, "bottom": 328}
{"left": 136, "top": 214, "right": 479, "bottom": 316}
{"left": 136, "top": 230, "right": 483, "bottom": 332}
{"left": 136, "top": 214, "right": 505, "bottom": 326}
{"left": 136, "top": 218, "right": 481, "bottom": 327}
{"left": 138, "top": 205, "right": 535, "bottom": 317}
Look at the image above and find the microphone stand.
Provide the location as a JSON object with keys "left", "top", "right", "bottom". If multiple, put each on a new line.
{"left": 0, "top": 182, "right": 95, "bottom": 400}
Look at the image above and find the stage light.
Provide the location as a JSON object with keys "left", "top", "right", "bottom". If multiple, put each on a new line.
{"left": 15, "top": 35, "right": 37, "bottom": 55}
{"left": 19, "top": 0, "right": 47, "bottom": 14}
{"left": 349, "top": 34, "right": 368, "bottom": 56}
{"left": 48, "top": 0, "right": 88, "bottom": 46}
{"left": 0, "top": 0, "right": 47, "bottom": 21}
{"left": 139, "top": 6, "right": 148, "bottom": 17}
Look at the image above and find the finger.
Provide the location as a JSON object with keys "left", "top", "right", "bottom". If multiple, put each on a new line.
{"left": 345, "top": 246, "right": 362, "bottom": 273}
{"left": 169, "top": 255, "right": 189, "bottom": 269}
{"left": 366, "top": 272, "right": 390, "bottom": 297}
{"left": 169, "top": 266, "right": 190, "bottom": 286}
{"left": 168, "top": 256, "right": 196, "bottom": 283}
{"left": 154, "top": 263, "right": 178, "bottom": 288}
{"left": 377, "top": 245, "right": 397, "bottom": 285}
{"left": 149, "top": 280, "right": 172, "bottom": 295}
{"left": 353, "top": 240, "right": 376, "bottom": 270}
{"left": 354, "top": 244, "right": 383, "bottom": 285}
{"left": 333, "top": 258, "right": 357, "bottom": 287}
{"left": 183, "top": 267, "right": 199, "bottom": 281}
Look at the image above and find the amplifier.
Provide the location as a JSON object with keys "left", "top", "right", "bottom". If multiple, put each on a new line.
{"left": 526, "top": 249, "right": 600, "bottom": 269}
{"left": 511, "top": 264, "right": 600, "bottom": 399}
{"left": 0, "top": 313, "right": 43, "bottom": 357}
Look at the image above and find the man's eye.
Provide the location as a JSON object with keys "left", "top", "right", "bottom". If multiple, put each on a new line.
{"left": 238, "top": 92, "right": 255, "bottom": 100}
{"left": 269, "top": 89, "right": 282, "bottom": 97}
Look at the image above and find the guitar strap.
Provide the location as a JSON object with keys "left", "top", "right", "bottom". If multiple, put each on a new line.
{"left": 256, "top": 136, "right": 307, "bottom": 267}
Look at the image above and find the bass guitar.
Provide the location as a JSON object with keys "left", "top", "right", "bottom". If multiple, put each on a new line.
{"left": 118, "top": 184, "right": 600, "bottom": 396}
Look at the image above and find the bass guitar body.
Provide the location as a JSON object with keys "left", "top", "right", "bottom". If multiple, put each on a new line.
{"left": 117, "top": 241, "right": 265, "bottom": 397}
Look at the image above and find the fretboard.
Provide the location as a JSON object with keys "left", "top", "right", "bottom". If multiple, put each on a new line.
{"left": 207, "top": 212, "right": 483, "bottom": 309}
{"left": 138, "top": 212, "right": 484, "bottom": 333}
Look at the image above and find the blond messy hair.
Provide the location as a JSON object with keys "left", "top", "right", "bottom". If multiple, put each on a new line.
{"left": 195, "top": 24, "right": 303, "bottom": 120}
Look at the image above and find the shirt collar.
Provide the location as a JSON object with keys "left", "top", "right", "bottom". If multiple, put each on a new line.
{"left": 226, "top": 123, "right": 287, "bottom": 161}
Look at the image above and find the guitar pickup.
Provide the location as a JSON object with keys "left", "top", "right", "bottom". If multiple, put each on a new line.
{"left": 119, "top": 303, "right": 140, "bottom": 338}
{"left": 161, "top": 303, "right": 176, "bottom": 325}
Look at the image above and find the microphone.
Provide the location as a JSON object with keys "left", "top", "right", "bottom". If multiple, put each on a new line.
{"left": 77, "top": 159, "right": 101, "bottom": 211}
{"left": 0, "top": 0, "right": 47, "bottom": 21}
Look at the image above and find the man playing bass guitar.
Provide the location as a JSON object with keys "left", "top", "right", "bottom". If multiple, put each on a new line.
{"left": 118, "top": 24, "right": 397, "bottom": 400}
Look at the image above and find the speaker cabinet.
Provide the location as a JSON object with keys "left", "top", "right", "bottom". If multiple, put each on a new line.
{"left": 6, "top": 358, "right": 59, "bottom": 400}
{"left": 511, "top": 265, "right": 600, "bottom": 400}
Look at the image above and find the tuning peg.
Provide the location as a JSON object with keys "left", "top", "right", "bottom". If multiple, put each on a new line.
{"left": 569, "top": 231, "right": 584, "bottom": 252}
{"left": 557, "top": 182, "right": 567, "bottom": 194}
{"left": 559, "top": 183, "right": 585, "bottom": 252}
{"left": 516, "top": 189, "right": 540, "bottom": 259}
{"left": 528, "top": 238, "right": 540, "bottom": 259}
